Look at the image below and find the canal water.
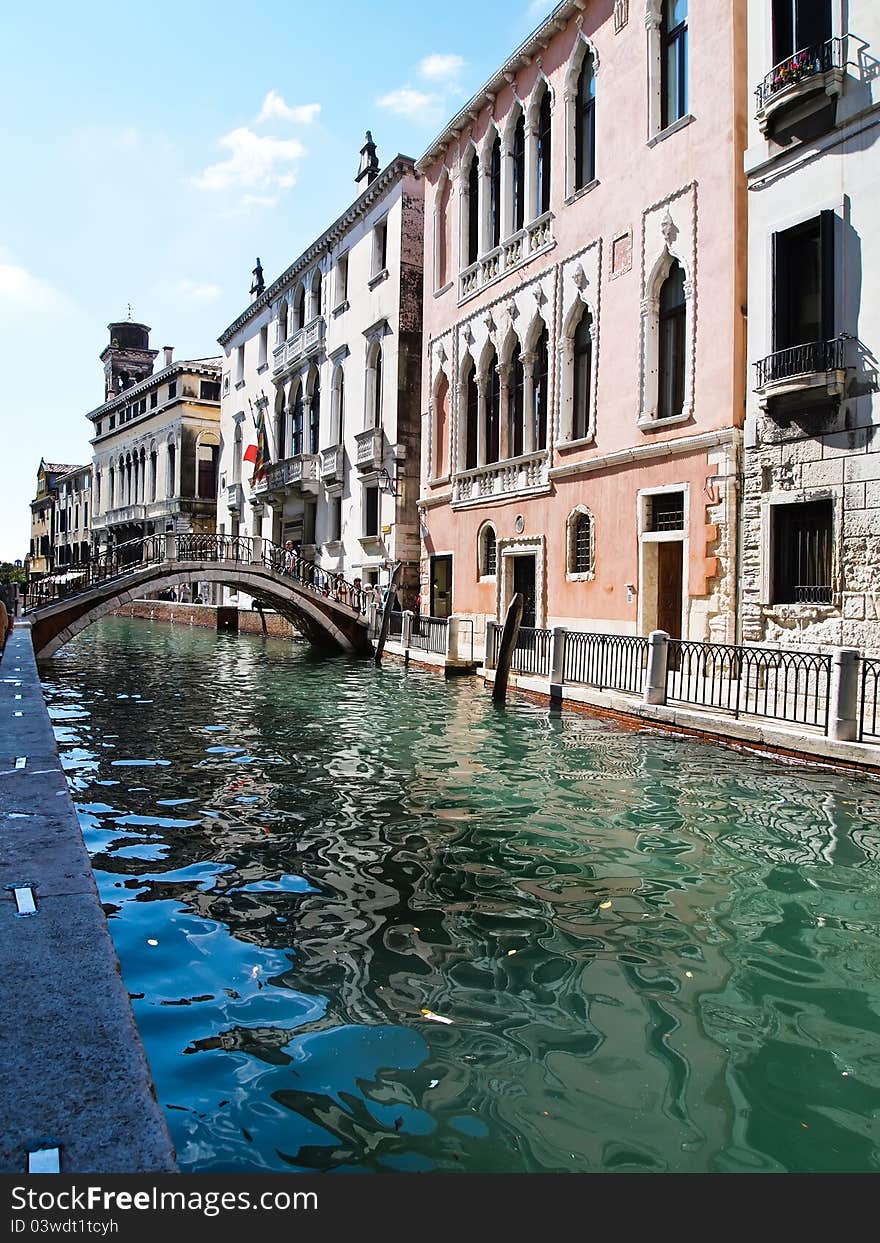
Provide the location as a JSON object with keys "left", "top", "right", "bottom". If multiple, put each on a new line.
{"left": 43, "top": 617, "right": 880, "bottom": 1173}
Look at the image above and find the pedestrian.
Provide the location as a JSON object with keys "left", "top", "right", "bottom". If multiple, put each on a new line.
{"left": 169, "top": 587, "right": 177, "bottom": 602}
{"left": 283, "top": 540, "right": 295, "bottom": 575}
{"left": 179, "top": 584, "right": 191, "bottom": 603}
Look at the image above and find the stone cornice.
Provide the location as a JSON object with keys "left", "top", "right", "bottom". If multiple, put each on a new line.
{"left": 218, "top": 154, "right": 417, "bottom": 347}
{"left": 548, "top": 427, "right": 741, "bottom": 480}
{"left": 85, "top": 359, "right": 222, "bottom": 424}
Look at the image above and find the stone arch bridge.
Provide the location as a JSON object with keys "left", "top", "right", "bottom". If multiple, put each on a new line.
{"left": 24, "top": 533, "right": 374, "bottom": 659}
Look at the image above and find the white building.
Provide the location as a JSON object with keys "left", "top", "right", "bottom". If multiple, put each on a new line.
{"left": 742, "top": 0, "right": 880, "bottom": 652}
{"left": 216, "top": 136, "right": 424, "bottom": 606}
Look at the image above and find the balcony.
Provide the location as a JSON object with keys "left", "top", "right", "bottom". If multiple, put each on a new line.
{"left": 355, "top": 427, "right": 384, "bottom": 471}
{"left": 458, "top": 212, "right": 554, "bottom": 302}
{"left": 451, "top": 450, "right": 550, "bottom": 508}
{"left": 321, "top": 444, "right": 345, "bottom": 484}
{"left": 251, "top": 454, "right": 319, "bottom": 497}
{"left": 755, "top": 37, "right": 846, "bottom": 133}
{"left": 754, "top": 336, "right": 850, "bottom": 406}
{"left": 271, "top": 316, "right": 326, "bottom": 376}
{"left": 226, "top": 482, "right": 242, "bottom": 509}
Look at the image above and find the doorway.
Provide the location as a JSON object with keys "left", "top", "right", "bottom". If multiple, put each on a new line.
{"left": 512, "top": 554, "right": 536, "bottom": 629}
{"left": 657, "top": 541, "right": 683, "bottom": 640}
{"left": 430, "top": 555, "right": 452, "bottom": 619}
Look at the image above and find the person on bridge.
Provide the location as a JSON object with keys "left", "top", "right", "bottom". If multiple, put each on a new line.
{"left": 283, "top": 541, "right": 295, "bottom": 575}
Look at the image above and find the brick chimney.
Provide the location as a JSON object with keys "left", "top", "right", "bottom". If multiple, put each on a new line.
{"left": 163, "top": 346, "right": 174, "bottom": 367}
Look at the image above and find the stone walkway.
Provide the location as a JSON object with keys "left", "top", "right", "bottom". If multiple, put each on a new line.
{"left": 0, "top": 621, "right": 175, "bottom": 1173}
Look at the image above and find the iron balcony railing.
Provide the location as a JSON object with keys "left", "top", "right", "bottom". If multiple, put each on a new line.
{"left": 859, "top": 657, "right": 880, "bottom": 742}
{"left": 409, "top": 614, "right": 448, "bottom": 656}
{"left": 563, "top": 632, "right": 648, "bottom": 695}
{"left": 755, "top": 37, "right": 846, "bottom": 111}
{"left": 666, "top": 639, "right": 831, "bottom": 732}
{"left": 754, "top": 335, "right": 849, "bottom": 390}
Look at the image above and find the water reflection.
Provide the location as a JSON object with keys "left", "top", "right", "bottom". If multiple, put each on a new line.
{"left": 43, "top": 617, "right": 880, "bottom": 1173}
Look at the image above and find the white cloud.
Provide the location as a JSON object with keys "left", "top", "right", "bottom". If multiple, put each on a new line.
{"left": 525, "top": 0, "right": 549, "bottom": 20}
{"left": 419, "top": 53, "right": 465, "bottom": 85}
{"left": 193, "top": 127, "right": 307, "bottom": 195}
{"left": 377, "top": 87, "right": 444, "bottom": 125}
{"left": 164, "top": 278, "right": 222, "bottom": 304}
{"left": 0, "top": 260, "right": 77, "bottom": 314}
{"left": 256, "top": 91, "right": 321, "bottom": 126}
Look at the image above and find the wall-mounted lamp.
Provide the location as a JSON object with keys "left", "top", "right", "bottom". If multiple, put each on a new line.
{"left": 377, "top": 467, "right": 400, "bottom": 496}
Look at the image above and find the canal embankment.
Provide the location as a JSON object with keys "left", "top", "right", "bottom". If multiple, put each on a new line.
{"left": 0, "top": 620, "right": 176, "bottom": 1173}
{"left": 114, "top": 598, "right": 299, "bottom": 638}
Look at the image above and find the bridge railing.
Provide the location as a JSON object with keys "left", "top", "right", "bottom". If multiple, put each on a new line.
{"left": 24, "top": 531, "right": 372, "bottom": 621}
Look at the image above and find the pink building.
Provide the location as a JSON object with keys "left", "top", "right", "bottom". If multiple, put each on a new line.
{"left": 416, "top": 0, "right": 747, "bottom": 653}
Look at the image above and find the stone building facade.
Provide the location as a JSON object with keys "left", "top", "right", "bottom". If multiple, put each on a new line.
{"left": 216, "top": 140, "right": 424, "bottom": 604}
{"left": 741, "top": 0, "right": 880, "bottom": 652}
{"left": 53, "top": 464, "right": 92, "bottom": 568}
{"left": 417, "top": 0, "right": 746, "bottom": 651}
{"left": 27, "top": 459, "right": 84, "bottom": 580}
{"left": 87, "top": 323, "right": 222, "bottom": 553}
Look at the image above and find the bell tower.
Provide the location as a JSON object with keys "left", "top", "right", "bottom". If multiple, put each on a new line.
{"left": 100, "top": 318, "right": 158, "bottom": 400}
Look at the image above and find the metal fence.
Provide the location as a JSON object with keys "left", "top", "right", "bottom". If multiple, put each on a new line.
{"left": 486, "top": 623, "right": 552, "bottom": 677}
{"left": 563, "top": 632, "right": 648, "bottom": 694}
{"left": 860, "top": 658, "right": 880, "bottom": 742}
{"left": 666, "top": 639, "right": 831, "bottom": 731}
{"left": 410, "top": 615, "right": 448, "bottom": 655}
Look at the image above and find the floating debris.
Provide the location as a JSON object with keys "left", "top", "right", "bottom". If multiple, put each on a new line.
{"left": 420, "top": 1008, "right": 453, "bottom": 1025}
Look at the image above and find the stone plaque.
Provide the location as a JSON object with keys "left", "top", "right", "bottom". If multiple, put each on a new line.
{"left": 611, "top": 230, "right": 633, "bottom": 278}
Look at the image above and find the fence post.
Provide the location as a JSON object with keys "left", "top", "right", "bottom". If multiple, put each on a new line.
{"left": 250, "top": 536, "right": 263, "bottom": 566}
{"left": 644, "top": 630, "right": 669, "bottom": 705}
{"left": 549, "top": 628, "right": 567, "bottom": 707}
{"left": 829, "top": 647, "right": 859, "bottom": 742}
{"left": 402, "top": 610, "right": 414, "bottom": 649}
{"left": 164, "top": 530, "right": 177, "bottom": 561}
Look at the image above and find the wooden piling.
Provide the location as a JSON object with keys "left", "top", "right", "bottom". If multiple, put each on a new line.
{"left": 492, "top": 592, "right": 524, "bottom": 705}
{"left": 373, "top": 562, "right": 404, "bottom": 666}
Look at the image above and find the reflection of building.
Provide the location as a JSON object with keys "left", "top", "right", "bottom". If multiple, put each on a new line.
{"left": 417, "top": 2, "right": 745, "bottom": 650}
{"left": 87, "top": 321, "right": 222, "bottom": 552}
{"left": 741, "top": 0, "right": 880, "bottom": 653}
{"left": 27, "top": 459, "right": 84, "bottom": 580}
{"left": 217, "top": 135, "right": 424, "bottom": 602}
{"left": 53, "top": 464, "right": 92, "bottom": 568}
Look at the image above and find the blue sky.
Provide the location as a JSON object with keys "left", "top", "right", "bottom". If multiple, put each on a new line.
{"left": 0, "top": 0, "right": 552, "bottom": 560}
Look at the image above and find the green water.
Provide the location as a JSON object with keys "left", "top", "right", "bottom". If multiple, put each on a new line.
{"left": 42, "top": 616, "right": 880, "bottom": 1173}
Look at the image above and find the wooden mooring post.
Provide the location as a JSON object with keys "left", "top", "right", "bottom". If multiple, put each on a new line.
{"left": 373, "top": 562, "right": 403, "bottom": 666}
{"left": 492, "top": 593, "right": 524, "bottom": 705}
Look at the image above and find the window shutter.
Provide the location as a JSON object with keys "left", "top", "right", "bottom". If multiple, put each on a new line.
{"left": 819, "top": 209, "right": 836, "bottom": 341}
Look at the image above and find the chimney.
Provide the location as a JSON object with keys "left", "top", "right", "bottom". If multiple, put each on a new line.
{"left": 355, "top": 131, "right": 379, "bottom": 187}
{"left": 163, "top": 346, "right": 174, "bottom": 368}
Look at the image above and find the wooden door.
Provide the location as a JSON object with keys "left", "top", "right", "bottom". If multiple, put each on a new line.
{"left": 657, "top": 541, "right": 683, "bottom": 640}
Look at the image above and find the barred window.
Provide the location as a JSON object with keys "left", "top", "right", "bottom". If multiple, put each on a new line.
{"left": 574, "top": 513, "right": 593, "bottom": 574}
{"left": 480, "top": 525, "right": 497, "bottom": 577}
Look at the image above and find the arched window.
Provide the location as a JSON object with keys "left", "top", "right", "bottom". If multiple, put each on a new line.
{"left": 291, "top": 386, "right": 304, "bottom": 456}
{"left": 661, "top": 0, "right": 688, "bottom": 129}
{"left": 536, "top": 88, "right": 552, "bottom": 216}
{"left": 331, "top": 365, "right": 345, "bottom": 443}
{"left": 575, "top": 52, "right": 596, "bottom": 190}
{"left": 309, "top": 375, "right": 320, "bottom": 455}
{"left": 568, "top": 509, "right": 595, "bottom": 577}
{"left": 196, "top": 435, "right": 219, "bottom": 499}
{"left": 233, "top": 424, "right": 243, "bottom": 485}
{"left": 479, "top": 524, "right": 497, "bottom": 577}
{"left": 279, "top": 301, "right": 289, "bottom": 342}
{"left": 275, "top": 398, "right": 287, "bottom": 460}
{"left": 371, "top": 344, "right": 383, "bottom": 428}
{"left": 433, "top": 371, "right": 449, "bottom": 479}
{"left": 464, "top": 359, "right": 478, "bottom": 470}
{"left": 166, "top": 444, "right": 176, "bottom": 498}
{"left": 311, "top": 270, "right": 322, "bottom": 321}
{"left": 512, "top": 112, "right": 526, "bottom": 234}
{"left": 508, "top": 342, "right": 525, "bottom": 458}
{"left": 149, "top": 449, "right": 157, "bottom": 503}
{"left": 139, "top": 448, "right": 146, "bottom": 502}
{"left": 489, "top": 132, "right": 501, "bottom": 251}
{"left": 107, "top": 467, "right": 113, "bottom": 510}
{"left": 532, "top": 327, "right": 549, "bottom": 450}
{"left": 572, "top": 309, "right": 593, "bottom": 441}
{"left": 484, "top": 351, "right": 500, "bottom": 464}
{"left": 293, "top": 285, "right": 305, "bottom": 331}
{"left": 467, "top": 152, "right": 479, "bottom": 266}
{"left": 658, "top": 261, "right": 686, "bottom": 420}
{"left": 436, "top": 175, "right": 451, "bottom": 289}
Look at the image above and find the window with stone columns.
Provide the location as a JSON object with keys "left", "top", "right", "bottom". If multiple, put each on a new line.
{"left": 462, "top": 355, "right": 478, "bottom": 469}
{"left": 481, "top": 344, "right": 501, "bottom": 464}
{"left": 507, "top": 340, "right": 525, "bottom": 457}
{"left": 434, "top": 171, "right": 451, "bottom": 291}
{"left": 460, "top": 144, "right": 479, "bottom": 270}
{"left": 528, "top": 80, "right": 553, "bottom": 220}
{"left": 275, "top": 389, "right": 287, "bottom": 460}
{"left": 293, "top": 284, "right": 305, "bottom": 332}
{"left": 565, "top": 35, "right": 599, "bottom": 197}
{"left": 307, "top": 367, "right": 320, "bottom": 455}
{"left": 562, "top": 300, "right": 595, "bottom": 443}
{"left": 232, "top": 423, "right": 242, "bottom": 485}
{"left": 646, "top": 0, "right": 689, "bottom": 137}
{"left": 478, "top": 126, "right": 501, "bottom": 258}
{"left": 331, "top": 364, "right": 345, "bottom": 444}
{"left": 529, "top": 323, "right": 550, "bottom": 450}
{"left": 309, "top": 268, "right": 322, "bottom": 322}
{"left": 640, "top": 191, "right": 696, "bottom": 426}
{"left": 506, "top": 106, "right": 526, "bottom": 237}
{"left": 566, "top": 506, "right": 595, "bottom": 579}
{"left": 432, "top": 369, "right": 450, "bottom": 479}
{"left": 291, "top": 382, "right": 304, "bottom": 457}
{"left": 278, "top": 299, "right": 289, "bottom": 344}
{"left": 365, "top": 341, "right": 383, "bottom": 429}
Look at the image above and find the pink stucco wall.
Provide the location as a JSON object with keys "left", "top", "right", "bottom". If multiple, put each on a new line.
{"left": 418, "top": 1, "right": 747, "bottom": 640}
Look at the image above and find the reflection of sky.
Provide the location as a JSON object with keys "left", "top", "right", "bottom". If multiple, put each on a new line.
{"left": 42, "top": 616, "right": 880, "bottom": 1174}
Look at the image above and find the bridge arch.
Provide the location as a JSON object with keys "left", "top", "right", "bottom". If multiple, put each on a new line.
{"left": 26, "top": 540, "right": 374, "bottom": 660}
